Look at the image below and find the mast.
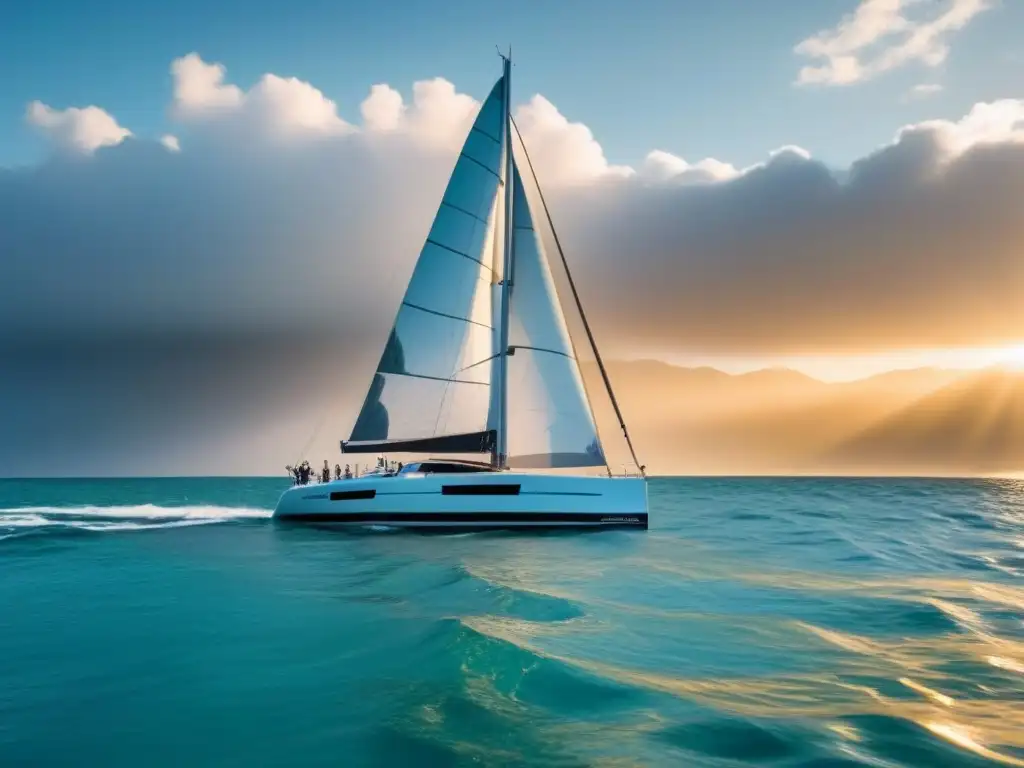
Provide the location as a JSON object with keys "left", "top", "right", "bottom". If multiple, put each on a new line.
{"left": 494, "top": 50, "right": 514, "bottom": 469}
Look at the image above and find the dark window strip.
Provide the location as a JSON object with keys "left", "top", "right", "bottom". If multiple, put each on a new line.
{"left": 330, "top": 489, "right": 377, "bottom": 501}
{"left": 441, "top": 484, "right": 521, "bottom": 496}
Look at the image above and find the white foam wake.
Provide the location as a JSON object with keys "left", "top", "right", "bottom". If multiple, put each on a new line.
{"left": 0, "top": 504, "right": 272, "bottom": 535}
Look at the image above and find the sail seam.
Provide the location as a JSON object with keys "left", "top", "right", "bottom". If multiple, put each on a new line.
{"left": 401, "top": 301, "right": 492, "bottom": 329}
{"left": 425, "top": 238, "right": 494, "bottom": 271}
{"left": 458, "top": 151, "right": 501, "bottom": 179}
{"left": 471, "top": 126, "right": 501, "bottom": 144}
{"left": 440, "top": 199, "right": 488, "bottom": 224}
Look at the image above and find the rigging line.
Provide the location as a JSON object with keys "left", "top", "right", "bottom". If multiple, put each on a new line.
{"left": 454, "top": 352, "right": 499, "bottom": 375}
{"left": 431, "top": 371, "right": 455, "bottom": 438}
{"left": 510, "top": 115, "right": 646, "bottom": 477}
{"left": 432, "top": 348, "right": 460, "bottom": 439}
{"left": 431, "top": 350, "right": 500, "bottom": 435}
{"left": 291, "top": 394, "right": 344, "bottom": 470}
{"left": 431, "top": 294, "right": 477, "bottom": 438}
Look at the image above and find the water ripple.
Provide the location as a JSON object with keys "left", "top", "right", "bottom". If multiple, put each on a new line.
{"left": 1, "top": 476, "right": 1023, "bottom": 766}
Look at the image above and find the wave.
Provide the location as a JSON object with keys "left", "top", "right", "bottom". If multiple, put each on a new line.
{"left": 0, "top": 503, "right": 272, "bottom": 535}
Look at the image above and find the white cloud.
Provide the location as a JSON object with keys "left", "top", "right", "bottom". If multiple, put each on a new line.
{"left": 637, "top": 144, "right": 808, "bottom": 185}
{"left": 160, "top": 134, "right": 180, "bottom": 152}
{"left": 767, "top": 144, "right": 813, "bottom": 162}
{"left": 909, "top": 82, "right": 944, "bottom": 98}
{"left": 360, "top": 84, "right": 405, "bottom": 131}
{"left": 357, "top": 78, "right": 480, "bottom": 149}
{"left": 795, "top": 0, "right": 992, "bottom": 86}
{"left": 170, "top": 52, "right": 243, "bottom": 116}
{"left": 513, "top": 94, "right": 632, "bottom": 185}
{"left": 7, "top": 54, "right": 1024, "bottom": 358}
{"left": 164, "top": 54, "right": 635, "bottom": 183}
{"left": 170, "top": 53, "right": 351, "bottom": 137}
{"left": 400, "top": 78, "right": 480, "bottom": 146}
{"left": 901, "top": 98, "right": 1024, "bottom": 157}
{"left": 641, "top": 150, "right": 739, "bottom": 184}
{"left": 245, "top": 73, "right": 350, "bottom": 136}
{"left": 26, "top": 101, "right": 132, "bottom": 154}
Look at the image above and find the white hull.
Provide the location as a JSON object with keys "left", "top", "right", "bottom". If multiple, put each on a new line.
{"left": 273, "top": 472, "right": 648, "bottom": 530}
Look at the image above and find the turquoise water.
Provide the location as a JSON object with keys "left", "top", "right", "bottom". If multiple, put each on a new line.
{"left": 1, "top": 477, "right": 1022, "bottom": 767}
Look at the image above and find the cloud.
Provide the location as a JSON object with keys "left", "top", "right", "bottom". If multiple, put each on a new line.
{"left": 560, "top": 98, "right": 1024, "bottom": 355}
{"left": 905, "top": 98, "right": 1024, "bottom": 154}
{"left": 4, "top": 54, "right": 1024, "bottom": 472}
{"left": 170, "top": 52, "right": 243, "bottom": 116}
{"left": 795, "top": 0, "right": 992, "bottom": 86}
{"left": 360, "top": 84, "right": 405, "bottom": 131}
{"left": 908, "top": 82, "right": 944, "bottom": 98}
{"left": 26, "top": 101, "right": 132, "bottom": 154}
{"left": 359, "top": 78, "right": 481, "bottom": 150}
{"left": 640, "top": 150, "right": 739, "bottom": 184}
{"left": 170, "top": 52, "right": 351, "bottom": 138}
{"left": 513, "top": 95, "right": 632, "bottom": 184}
{"left": 7, "top": 53, "right": 1024, "bottom": 356}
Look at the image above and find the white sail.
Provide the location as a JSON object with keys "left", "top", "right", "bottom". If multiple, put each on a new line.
{"left": 504, "top": 158, "right": 606, "bottom": 469}
{"left": 345, "top": 77, "right": 506, "bottom": 454}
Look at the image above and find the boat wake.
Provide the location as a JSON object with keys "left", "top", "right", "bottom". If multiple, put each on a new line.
{"left": 0, "top": 503, "right": 271, "bottom": 539}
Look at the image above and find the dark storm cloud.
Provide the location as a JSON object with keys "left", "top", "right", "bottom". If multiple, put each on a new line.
{"left": 0, "top": 133, "right": 451, "bottom": 344}
{"left": 553, "top": 130, "right": 1024, "bottom": 355}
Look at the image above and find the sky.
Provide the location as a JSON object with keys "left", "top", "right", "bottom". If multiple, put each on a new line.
{"left": 2, "top": 0, "right": 1024, "bottom": 473}
{"left": 3, "top": 0, "right": 1021, "bottom": 171}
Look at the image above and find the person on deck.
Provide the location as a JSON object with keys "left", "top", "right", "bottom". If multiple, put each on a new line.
{"left": 321, "top": 460, "right": 331, "bottom": 484}
{"left": 344, "top": 464, "right": 352, "bottom": 479}
{"left": 297, "top": 462, "right": 311, "bottom": 485}
{"left": 334, "top": 464, "right": 342, "bottom": 481}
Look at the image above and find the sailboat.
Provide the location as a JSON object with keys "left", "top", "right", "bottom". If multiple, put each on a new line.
{"left": 273, "top": 54, "right": 648, "bottom": 530}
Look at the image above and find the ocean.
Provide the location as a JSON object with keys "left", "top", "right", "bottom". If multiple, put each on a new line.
{"left": 1, "top": 477, "right": 1022, "bottom": 767}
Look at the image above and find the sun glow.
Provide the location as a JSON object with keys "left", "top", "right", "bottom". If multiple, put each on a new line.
{"left": 995, "top": 345, "right": 1024, "bottom": 370}
{"left": 658, "top": 342, "right": 1024, "bottom": 383}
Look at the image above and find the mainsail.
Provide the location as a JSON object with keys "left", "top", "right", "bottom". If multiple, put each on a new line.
{"left": 343, "top": 77, "right": 506, "bottom": 454}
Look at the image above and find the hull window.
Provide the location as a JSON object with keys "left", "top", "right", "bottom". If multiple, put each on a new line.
{"left": 441, "top": 484, "right": 521, "bottom": 496}
{"left": 330, "top": 489, "right": 378, "bottom": 501}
